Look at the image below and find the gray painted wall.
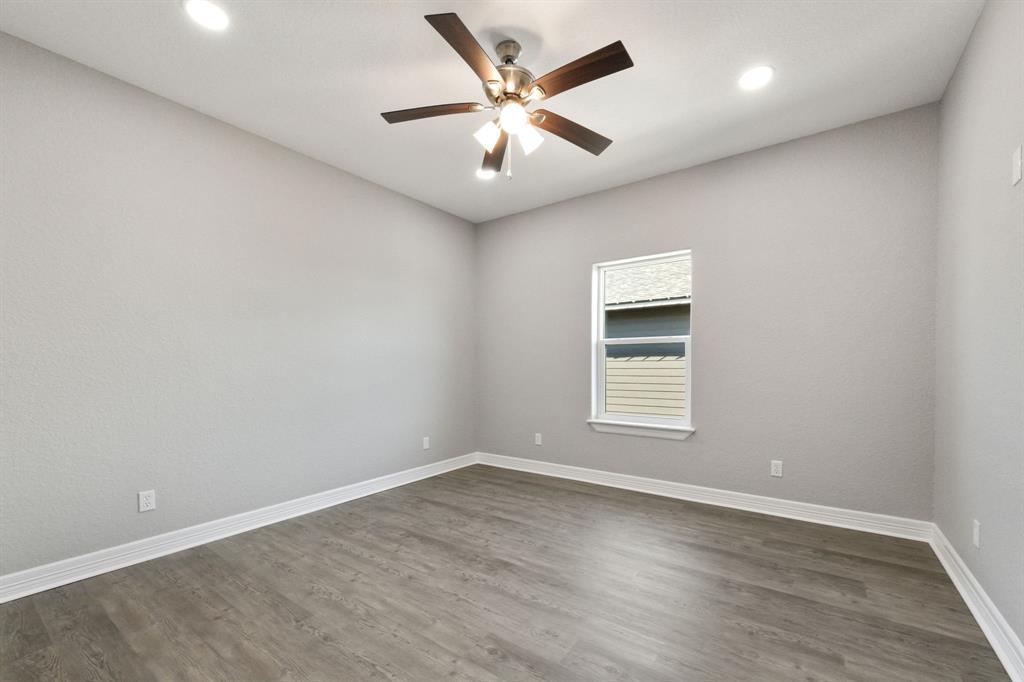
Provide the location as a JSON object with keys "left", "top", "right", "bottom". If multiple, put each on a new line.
{"left": 0, "top": 34, "right": 477, "bottom": 574}
{"left": 476, "top": 105, "right": 939, "bottom": 520}
{"left": 4, "top": 18, "right": 1017, "bottom": 651}
{"left": 934, "top": 0, "right": 1024, "bottom": 642}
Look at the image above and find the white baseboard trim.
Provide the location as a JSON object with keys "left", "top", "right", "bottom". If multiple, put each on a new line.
{"left": 4, "top": 450, "right": 1019, "bottom": 682}
{"left": 474, "top": 452, "right": 933, "bottom": 541}
{"left": 474, "top": 452, "right": 1021, "bottom": 681}
{"left": 0, "top": 453, "right": 930, "bottom": 604}
{"left": 930, "top": 525, "right": 1024, "bottom": 682}
{"left": 0, "top": 453, "right": 477, "bottom": 604}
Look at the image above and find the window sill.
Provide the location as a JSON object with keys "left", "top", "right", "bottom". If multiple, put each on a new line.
{"left": 587, "top": 419, "right": 695, "bottom": 441}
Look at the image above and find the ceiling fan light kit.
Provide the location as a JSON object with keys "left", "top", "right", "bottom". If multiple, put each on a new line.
{"left": 473, "top": 121, "right": 502, "bottom": 153}
{"left": 381, "top": 12, "right": 633, "bottom": 179}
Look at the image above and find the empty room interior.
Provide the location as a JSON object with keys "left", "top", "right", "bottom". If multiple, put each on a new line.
{"left": 1, "top": 1, "right": 1022, "bottom": 680}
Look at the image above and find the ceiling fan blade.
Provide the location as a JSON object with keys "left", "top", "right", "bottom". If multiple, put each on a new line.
{"left": 425, "top": 13, "right": 503, "bottom": 86}
{"left": 532, "top": 110, "right": 612, "bottom": 155}
{"left": 531, "top": 41, "right": 633, "bottom": 100}
{"left": 482, "top": 130, "right": 509, "bottom": 173}
{"left": 381, "top": 102, "right": 484, "bottom": 124}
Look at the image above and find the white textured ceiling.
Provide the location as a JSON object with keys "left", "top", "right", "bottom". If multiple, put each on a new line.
{"left": 0, "top": 1, "right": 982, "bottom": 223}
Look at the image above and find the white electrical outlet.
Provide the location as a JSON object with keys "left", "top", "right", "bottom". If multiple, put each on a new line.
{"left": 138, "top": 490, "right": 156, "bottom": 513}
{"left": 972, "top": 519, "right": 981, "bottom": 549}
{"left": 534, "top": 432, "right": 542, "bottom": 446}
{"left": 770, "top": 460, "right": 783, "bottom": 478}
{"left": 1012, "top": 145, "right": 1022, "bottom": 186}
{"left": 422, "top": 436, "right": 430, "bottom": 450}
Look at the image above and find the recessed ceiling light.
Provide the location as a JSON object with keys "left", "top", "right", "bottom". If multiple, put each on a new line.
{"left": 184, "top": 0, "right": 229, "bottom": 31}
{"left": 476, "top": 169, "right": 496, "bottom": 180}
{"left": 738, "top": 65, "right": 774, "bottom": 91}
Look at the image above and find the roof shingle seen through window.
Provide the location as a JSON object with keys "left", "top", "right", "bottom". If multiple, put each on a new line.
{"left": 604, "top": 257, "right": 691, "bottom": 305}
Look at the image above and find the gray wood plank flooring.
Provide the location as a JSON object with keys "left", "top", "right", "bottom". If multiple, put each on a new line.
{"left": 0, "top": 465, "right": 1008, "bottom": 681}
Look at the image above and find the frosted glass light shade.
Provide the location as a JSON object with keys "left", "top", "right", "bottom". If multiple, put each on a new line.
{"left": 518, "top": 124, "right": 544, "bottom": 155}
{"left": 473, "top": 121, "right": 501, "bottom": 152}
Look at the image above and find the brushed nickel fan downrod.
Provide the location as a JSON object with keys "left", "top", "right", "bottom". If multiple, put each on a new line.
{"left": 495, "top": 39, "right": 521, "bottom": 64}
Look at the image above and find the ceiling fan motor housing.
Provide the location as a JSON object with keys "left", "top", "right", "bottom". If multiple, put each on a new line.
{"left": 481, "top": 40, "right": 536, "bottom": 104}
{"left": 493, "top": 64, "right": 535, "bottom": 100}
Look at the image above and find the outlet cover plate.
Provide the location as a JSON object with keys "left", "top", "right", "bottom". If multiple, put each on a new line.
{"left": 138, "top": 490, "right": 156, "bottom": 513}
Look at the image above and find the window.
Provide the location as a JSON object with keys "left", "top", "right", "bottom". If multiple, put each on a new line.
{"left": 589, "top": 251, "right": 693, "bottom": 440}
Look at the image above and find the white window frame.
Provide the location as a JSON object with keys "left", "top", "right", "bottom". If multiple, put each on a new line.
{"left": 588, "top": 250, "right": 695, "bottom": 441}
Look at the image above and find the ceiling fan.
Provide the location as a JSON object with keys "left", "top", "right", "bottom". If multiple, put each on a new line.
{"left": 381, "top": 13, "right": 633, "bottom": 177}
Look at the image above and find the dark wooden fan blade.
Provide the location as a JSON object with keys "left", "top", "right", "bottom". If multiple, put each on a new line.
{"left": 532, "top": 109, "right": 612, "bottom": 155}
{"left": 425, "top": 13, "right": 502, "bottom": 85}
{"left": 531, "top": 41, "right": 633, "bottom": 99}
{"left": 482, "top": 130, "right": 509, "bottom": 173}
{"left": 381, "top": 102, "right": 483, "bottom": 124}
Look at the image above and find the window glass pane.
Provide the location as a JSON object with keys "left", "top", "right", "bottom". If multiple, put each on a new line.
{"left": 605, "top": 304, "right": 689, "bottom": 338}
{"left": 604, "top": 341, "right": 687, "bottom": 419}
{"left": 604, "top": 258, "right": 690, "bottom": 306}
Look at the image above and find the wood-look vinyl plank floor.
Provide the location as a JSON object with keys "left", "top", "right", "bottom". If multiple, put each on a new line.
{"left": 0, "top": 465, "right": 1009, "bottom": 681}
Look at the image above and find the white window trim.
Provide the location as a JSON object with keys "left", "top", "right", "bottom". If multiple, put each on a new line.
{"left": 587, "top": 418, "right": 695, "bottom": 440}
{"left": 590, "top": 250, "right": 694, "bottom": 440}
